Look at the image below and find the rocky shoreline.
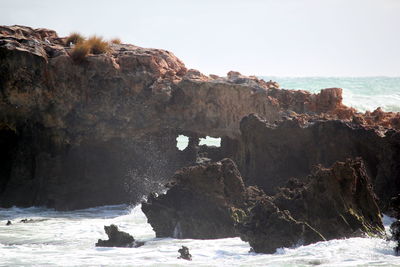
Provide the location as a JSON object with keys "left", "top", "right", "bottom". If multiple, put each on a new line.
{"left": 1, "top": 25, "right": 400, "bottom": 253}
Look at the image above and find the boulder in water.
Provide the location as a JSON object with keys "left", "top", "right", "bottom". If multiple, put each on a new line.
{"left": 95, "top": 224, "right": 144, "bottom": 248}
{"left": 141, "top": 158, "right": 257, "bottom": 239}
{"left": 6, "top": 220, "right": 12, "bottom": 226}
{"left": 178, "top": 246, "right": 192, "bottom": 261}
{"left": 236, "top": 198, "right": 325, "bottom": 253}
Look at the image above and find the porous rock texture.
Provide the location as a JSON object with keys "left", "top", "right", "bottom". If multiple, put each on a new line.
{"left": 1, "top": 25, "right": 400, "bottom": 210}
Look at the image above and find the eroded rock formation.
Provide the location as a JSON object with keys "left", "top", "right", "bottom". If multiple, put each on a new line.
{"left": 1, "top": 25, "right": 399, "bottom": 211}
{"left": 141, "top": 158, "right": 255, "bottom": 239}
{"left": 95, "top": 224, "right": 144, "bottom": 248}
{"left": 271, "top": 158, "right": 384, "bottom": 239}
{"left": 235, "top": 114, "right": 400, "bottom": 208}
{"left": 142, "top": 157, "right": 383, "bottom": 253}
{"left": 236, "top": 197, "right": 325, "bottom": 254}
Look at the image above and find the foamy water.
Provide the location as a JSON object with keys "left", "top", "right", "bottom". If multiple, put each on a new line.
{"left": 263, "top": 77, "right": 400, "bottom": 113}
{"left": 1, "top": 205, "right": 399, "bottom": 266}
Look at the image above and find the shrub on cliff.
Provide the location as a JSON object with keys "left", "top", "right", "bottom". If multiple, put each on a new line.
{"left": 110, "top": 38, "right": 122, "bottom": 44}
{"left": 65, "top": 32, "right": 85, "bottom": 46}
{"left": 86, "top": 35, "right": 110, "bottom": 54}
{"left": 70, "top": 42, "right": 90, "bottom": 62}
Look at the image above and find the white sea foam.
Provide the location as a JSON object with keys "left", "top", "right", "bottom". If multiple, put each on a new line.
{"left": 1, "top": 205, "right": 400, "bottom": 266}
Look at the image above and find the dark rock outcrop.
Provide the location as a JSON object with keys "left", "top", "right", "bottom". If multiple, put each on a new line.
{"left": 272, "top": 158, "right": 384, "bottom": 239}
{"left": 237, "top": 158, "right": 384, "bottom": 253}
{"left": 141, "top": 158, "right": 252, "bottom": 239}
{"left": 386, "top": 194, "right": 400, "bottom": 219}
{"left": 236, "top": 114, "right": 400, "bottom": 208}
{"left": 142, "top": 157, "right": 383, "bottom": 253}
{"left": 6, "top": 220, "right": 11, "bottom": 225}
{"left": 177, "top": 246, "right": 192, "bottom": 261}
{"left": 95, "top": 224, "right": 144, "bottom": 248}
{"left": 237, "top": 198, "right": 325, "bottom": 254}
{"left": 390, "top": 220, "right": 400, "bottom": 255}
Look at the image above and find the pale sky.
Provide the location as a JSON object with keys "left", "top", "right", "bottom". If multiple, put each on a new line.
{"left": 1, "top": 0, "right": 400, "bottom": 76}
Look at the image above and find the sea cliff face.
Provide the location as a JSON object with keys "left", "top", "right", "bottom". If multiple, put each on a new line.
{"left": 0, "top": 25, "right": 399, "bottom": 211}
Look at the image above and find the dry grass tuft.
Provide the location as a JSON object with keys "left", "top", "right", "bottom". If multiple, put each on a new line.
{"left": 110, "top": 38, "right": 122, "bottom": 44}
{"left": 65, "top": 32, "right": 85, "bottom": 46}
{"left": 70, "top": 42, "right": 90, "bottom": 62}
{"left": 86, "top": 35, "right": 110, "bottom": 54}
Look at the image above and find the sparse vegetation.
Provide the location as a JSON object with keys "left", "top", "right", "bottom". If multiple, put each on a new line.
{"left": 70, "top": 42, "right": 90, "bottom": 62}
{"left": 65, "top": 32, "right": 85, "bottom": 46}
{"left": 67, "top": 33, "right": 115, "bottom": 62}
{"left": 86, "top": 35, "right": 110, "bottom": 54}
{"left": 110, "top": 38, "right": 122, "bottom": 44}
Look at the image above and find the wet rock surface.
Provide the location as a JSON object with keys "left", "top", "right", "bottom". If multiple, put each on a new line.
{"left": 271, "top": 158, "right": 384, "bottom": 239}
{"left": 236, "top": 197, "right": 325, "bottom": 254}
{"left": 142, "top": 157, "right": 383, "bottom": 253}
{"left": 236, "top": 158, "right": 384, "bottom": 253}
{"left": 141, "top": 158, "right": 250, "bottom": 239}
{"left": 177, "top": 246, "right": 192, "bottom": 261}
{"left": 95, "top": 224, "right": 144, "bottom": 248}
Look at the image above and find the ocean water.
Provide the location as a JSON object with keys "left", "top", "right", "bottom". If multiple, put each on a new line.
{"left": 262, "top": 77, "right": 400, "bottom": 113}
{"left": 1, "top": 205, "right": 399, "bottom": 267}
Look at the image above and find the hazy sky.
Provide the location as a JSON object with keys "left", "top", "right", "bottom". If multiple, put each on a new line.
{"left": 2, "top": 0, "right": 400, "bottom": 76}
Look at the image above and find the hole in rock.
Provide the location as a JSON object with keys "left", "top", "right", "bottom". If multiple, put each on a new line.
{"left": 176, "top": 134, "right": 189, "bottom": 151}
{"left": 199, "top": 136, "right": 221, "bottom": 147}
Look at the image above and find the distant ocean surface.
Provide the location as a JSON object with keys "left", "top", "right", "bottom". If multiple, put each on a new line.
{"left": 261, "top": 77, "right": 400, "bottom": 113}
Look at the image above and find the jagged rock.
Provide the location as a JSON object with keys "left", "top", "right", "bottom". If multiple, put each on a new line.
{"left": 177, "top": 246, "right": 192, "bottom": 261}
{"left": 6, "top": 220, "right": 11, "bottom": 225}
{"left": 237, "top": 158, "right": 384, "bottom": 253}
{"left": 237, "top": 198, "right": 325, "bottom": 254}
{"left": 236, "top": 114, "right": 400, "bottom": 208}
{"left": 272, "top": 158, "right": 384, "bottom": 239}
{"left": 141, "top": 158, "right": 251, "bottom": 239}
{"left": 386, "top": 194, "right": 400, "bottom": 219}
{"left": 95, "top": 224, "right": 144, "bottom": 248}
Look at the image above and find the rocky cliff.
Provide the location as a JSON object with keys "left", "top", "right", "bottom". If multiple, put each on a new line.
{"left": 1, "top": 25, "right": 399, "bottom": 210}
